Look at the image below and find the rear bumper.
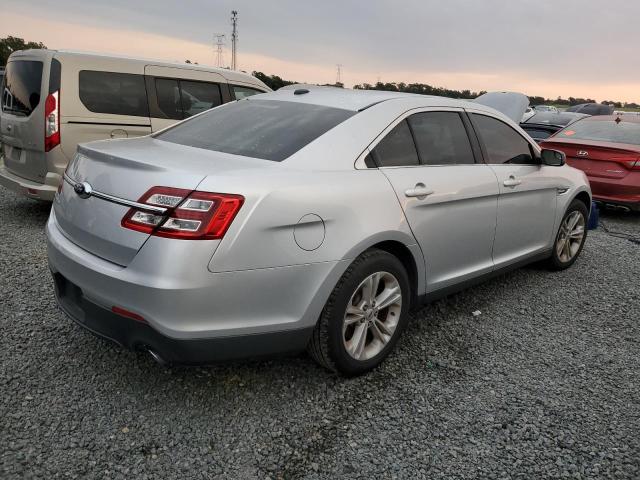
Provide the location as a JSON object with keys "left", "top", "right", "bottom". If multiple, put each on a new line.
{"left": 46, "top": 208, "right": 349, "bottom": 362}
{"left": 0, "top": 158, "right": 59, "bottom": 201}
{"left": 586, "top": 171, "right": 640, "bottom": 211}
{"left": 53, "top": 272, "right": 313, "bottom": 364}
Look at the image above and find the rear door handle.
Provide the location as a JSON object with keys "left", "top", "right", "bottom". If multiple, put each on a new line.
{"left": 503, "top": 176, "right": 522, "bottom": 188}
{"left": 404, "top": 183, "right": 434, "bottom": 199}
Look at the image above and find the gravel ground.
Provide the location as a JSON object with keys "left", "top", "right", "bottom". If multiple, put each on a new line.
{"left": 1, "top": 189, "right": 639, "bottom": 479}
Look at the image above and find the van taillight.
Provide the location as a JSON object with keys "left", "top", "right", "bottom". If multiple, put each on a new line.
{"left": 121, "top": 187, "right": 244, "bottom": 240}
{"left": 44, "top": 91, "right": 60, "bottom": 152}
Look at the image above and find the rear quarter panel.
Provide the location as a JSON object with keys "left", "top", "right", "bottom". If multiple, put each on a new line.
{"left": 202, "top": 168, "right": 420, "bottom": 274}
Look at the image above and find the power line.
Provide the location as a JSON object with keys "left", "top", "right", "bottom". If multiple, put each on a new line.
{"left": 231, "top": 10, "right": 238, "bottom": 70}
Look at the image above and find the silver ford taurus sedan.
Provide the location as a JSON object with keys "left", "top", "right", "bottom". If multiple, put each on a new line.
{"left": 47, "top": 87, "right": 591, "bottom": 375}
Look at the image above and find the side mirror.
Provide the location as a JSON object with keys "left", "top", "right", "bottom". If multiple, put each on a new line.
{"left": 541, "top": 149, "right": 566, "bottom": 167}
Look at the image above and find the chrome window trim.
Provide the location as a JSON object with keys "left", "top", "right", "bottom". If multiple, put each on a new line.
{"left": 356, "top": 106, "right": 480, "bottom": 170}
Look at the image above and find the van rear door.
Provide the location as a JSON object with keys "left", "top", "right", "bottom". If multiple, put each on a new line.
{"left": 0, "top": 51, "right": 53, "bottom": 183}
{"left": 144, "top": 65, "right": 227, "bottom": 132}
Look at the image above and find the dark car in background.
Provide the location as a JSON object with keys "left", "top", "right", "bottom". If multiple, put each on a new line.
{"left": 521, "top": 111, "right": 589, "bottom": 143}
{"left": 566, "top": 103, "right": 615, "bottom": 116}
{"left": 541, "top": 115, "right": 640, "bottom": 211}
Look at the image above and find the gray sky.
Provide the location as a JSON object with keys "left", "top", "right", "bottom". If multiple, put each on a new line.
{"left": 3, "top": 0, "right": 639, "bottom": 102}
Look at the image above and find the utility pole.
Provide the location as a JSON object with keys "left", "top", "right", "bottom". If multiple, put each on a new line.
{"left": 336, "top": 64, "right": 343, "bottom": 86}
{"left": 231, "top": 10, "right": 238, "bottom": 70}
{"left": 213, "top": 34, "right": 226, "bottom": 68}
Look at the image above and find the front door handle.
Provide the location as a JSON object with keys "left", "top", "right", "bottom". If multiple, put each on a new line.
{"left": 404, "top": 183, "right": 434, "bottom": 199}
{"left": 503, "top": 176, "right": 522, "bottom": 188}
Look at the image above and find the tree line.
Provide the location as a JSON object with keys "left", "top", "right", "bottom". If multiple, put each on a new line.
{"left": 1, "top": 36, "right": 636, "bottom": 109}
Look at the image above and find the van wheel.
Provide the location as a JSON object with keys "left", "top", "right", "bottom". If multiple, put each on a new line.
{"left": 308, "top": 249, "right": 410, "bottom": 376}
{"left": 547, "top": 200, "right": 589, "bottom": 270}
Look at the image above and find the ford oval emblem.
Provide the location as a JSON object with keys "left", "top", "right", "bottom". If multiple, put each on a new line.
{"left": 74, "top": 182, "right": 93, "bottom": 199}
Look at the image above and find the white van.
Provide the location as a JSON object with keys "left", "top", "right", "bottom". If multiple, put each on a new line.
{"left": 0, "top": 50, "right": 270, "bottom": 201}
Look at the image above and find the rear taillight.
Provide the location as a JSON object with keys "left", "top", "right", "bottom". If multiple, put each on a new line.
{"left": 121, "top": 187, "right": 244, "bottom": 240}
{"left": 622, "top": 158, "right": 640, "bottom": 170}
{"left": 44, "top": 91, "right": 60, "bottom": 152}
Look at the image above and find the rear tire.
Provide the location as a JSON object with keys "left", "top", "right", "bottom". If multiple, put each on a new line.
{"left": 308, "top": 249, "right": 410, "bottom": 376}
{"left": 547, "top": 200, "right": 589, "bottom": 270}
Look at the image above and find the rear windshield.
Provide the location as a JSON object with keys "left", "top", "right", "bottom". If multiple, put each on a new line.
{"left": 1, "top": 60, "right": 43, "bottom": 116}
{"left": 156, "top": 99, "right": 355, "bottom": 161}
{"left": 558, "top": 120, "right": 640, "bottom": 146}
{"left": 523, "top": 128, "right": 552, "bottom": 140}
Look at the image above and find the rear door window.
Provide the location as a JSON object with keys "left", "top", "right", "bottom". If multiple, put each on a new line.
{"left": 180, "top": 81, "right": 222, "bottom": 118}
{"left": 1, "top": 60, "right": 43, "bottom": 117}
{"left": 79, "top": 71, "right": 149, "bottom": 117}
{"left": 233, "top": 85, "right": 264, "bottom": 100}
{"left": 156, "top": 99, "right": 355, "bottom": 161}
{"left": 371, "top": 120, "right": 420, "bottom": 167}
{"left": 155, "top": 78, "right": 182, "bottom": 120}
{"left": 408, "top": 112, "right": 475, "bottom": 165}
{"left": 471, "top": 114, "right": 534, "bottom": 164}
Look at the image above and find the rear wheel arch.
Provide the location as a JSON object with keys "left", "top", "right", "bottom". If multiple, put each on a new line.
{"left": 360, "top": 240, "right": 421, "bottom": 310}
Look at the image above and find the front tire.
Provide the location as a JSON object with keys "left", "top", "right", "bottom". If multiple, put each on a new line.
{"left": 547, "top": 199, "right": 589, "bottom": 270}
{"left": 308, "top": 249, "right": 411, "bottom": 376}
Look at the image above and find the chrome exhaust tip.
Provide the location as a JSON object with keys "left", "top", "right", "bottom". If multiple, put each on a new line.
{"left": 141, "top": 346, "right": 167, "bottom": 366}
{"left": 602, "top": 203, "right": 631, "bottom": 213}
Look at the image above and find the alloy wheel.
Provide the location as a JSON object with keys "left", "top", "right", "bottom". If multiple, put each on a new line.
{"left": 342, "top": 271, "right": 402, "bottom": 361}
{"left": 556, "top": 211, "right": 586, "bottom": 263}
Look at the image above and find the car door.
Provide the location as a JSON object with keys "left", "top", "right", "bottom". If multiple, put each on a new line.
{"left": 468, "top": 111, "right": 561, "bottom": 267}
{"left": 374, "top": 109, "right": 500, "bottom": 293}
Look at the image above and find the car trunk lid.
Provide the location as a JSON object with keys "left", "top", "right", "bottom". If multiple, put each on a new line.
{"left": 543, "top": 139, "right": 640, "bottom": 180}
{"left": 53, "top": 136, "right": 266, "bottom": 266}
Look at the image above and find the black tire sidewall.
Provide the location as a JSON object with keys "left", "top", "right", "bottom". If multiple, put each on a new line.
{"left": 551, "top": 200, "right": 589, "bottom": 269}
{"left": 325, "top": 251, "right": 411, "bottom": 376}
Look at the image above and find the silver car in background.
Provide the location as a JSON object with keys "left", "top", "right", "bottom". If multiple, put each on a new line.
{"left": 47, "top": 87, "right": 591, "bottom": 376}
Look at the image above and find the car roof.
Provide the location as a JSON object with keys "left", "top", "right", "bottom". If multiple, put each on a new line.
{"left": 256, "top": 84, "right": 500, "bottom": 114}
{"left": 9, "top": 49, "right": 269, "bottom": 89}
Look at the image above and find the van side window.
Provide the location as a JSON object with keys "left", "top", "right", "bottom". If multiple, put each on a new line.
{"left": 233, "top": 85, "right": 264, "bottom": 100}
{"left": 180, "top": 81, "right": 222, "bottom": 118}
{"left": 79, "top": 71, "right": 149, "bottom": 117}
{"left": 155, "top": 78, "right": 182, "bottom": 120}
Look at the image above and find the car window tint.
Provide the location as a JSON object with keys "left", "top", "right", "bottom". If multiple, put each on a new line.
{"left": 79, "top": 71, "right": 149, "bottom": 117}
{"left": 233, "top": 85, "right": 264, "bottom": 100}
{"left": 472, "top": 114, "right": 533, "bottom": 164}
{"left": 408, "top": 112, "right": 474, "bottom": 165}
{"left": 523, "top": 127, "right": 552, "bottom": 140}
{"left": 180, "top": 81, "right": 222, "bottom": 118}
{"left": 1, "top": 60, "right": 43, "bottom": 117}
{"left": 372, "top": 120, "right": 419, "bottom": 167}
{"left": 155, "top": 78, "right": 182, "bottom": 120}
{"left": 156, "top": 99, "right": 355, "bottom": 162}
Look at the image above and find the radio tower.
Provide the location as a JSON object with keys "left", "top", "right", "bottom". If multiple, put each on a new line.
{"left": 213, "top": 34, "right": 226, "bottom": 68}
{"left": 231, "top": 11, "right": 238, "bottom": 70}
{"left": 336, "top": 64, "right": 343, "bottom": 86}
